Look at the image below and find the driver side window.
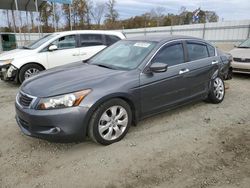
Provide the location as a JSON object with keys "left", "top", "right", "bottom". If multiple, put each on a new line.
{"left": 152, "top": 43, "right": 185, "bottom": 67}
{"left": 51, "top": 35, "right": 76, "bottom": 50}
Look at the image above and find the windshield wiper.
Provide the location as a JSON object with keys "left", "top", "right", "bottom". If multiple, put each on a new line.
{"left": 237, "top": 46, "right": 250, "bottom": 48}
{"left": 22, "top": 46, "right": 31, "bottom": 49}
{"left": 94, "top": 64, "right": 116, "bottom": 70}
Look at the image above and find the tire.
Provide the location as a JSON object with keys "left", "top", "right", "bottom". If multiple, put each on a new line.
{"left": 88, "top": 98, "right": 132, "bottom": 145}
{"left": 207, "top": 76, "right": 225, "bottom": 104}
{"left": 18, "top": 64, "right": 44, "bottom": 83}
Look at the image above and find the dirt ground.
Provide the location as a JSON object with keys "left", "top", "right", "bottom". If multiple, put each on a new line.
{"left": 0, "top": 74, "right": 250, "bottom": 188}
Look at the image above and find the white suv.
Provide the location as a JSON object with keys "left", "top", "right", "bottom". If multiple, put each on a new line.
{"left": 0, "top": 30, "right": 125, "bottom": 83}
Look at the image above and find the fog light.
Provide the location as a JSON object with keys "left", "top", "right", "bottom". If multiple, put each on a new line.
{"left": 50, "top": 127, "right": 61, "bottom": 133}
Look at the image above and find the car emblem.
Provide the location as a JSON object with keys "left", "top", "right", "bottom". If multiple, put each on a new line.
{"left": 241, "top": 58, "right": 246, "bottom": 62}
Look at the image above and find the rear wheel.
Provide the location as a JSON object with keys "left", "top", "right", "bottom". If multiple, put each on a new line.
{"left": 19, "top": 64, "right": 44, "bottom": 83}
{"left": 88, "top": 99, "right": 132, "bottom": 145}
{"left": 207, "top": 76, "right": 225, "bottom": 104}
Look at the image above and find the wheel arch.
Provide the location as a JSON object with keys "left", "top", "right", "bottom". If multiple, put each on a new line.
{"left": 83, "top": 93, "right": 139, "bottom": 137}
{"left": 19, "top": 62, "right": 46, "bottom": 72}
{"left": 17, "top": 62, "right": 46, "bottom": 82}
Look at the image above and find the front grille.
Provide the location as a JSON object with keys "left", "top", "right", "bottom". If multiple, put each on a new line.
{"left": 233, "top": 58, "right": 250, "bottom": 63}
{"left": 233, "top": 68, "right": 250, "bottom": 73}
{"left": 18, "top": 92, "right": 33, "bottom": 107}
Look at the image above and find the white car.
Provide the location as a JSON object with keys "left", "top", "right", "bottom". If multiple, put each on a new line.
{"left": 0, "top": 30, "right": 125, "bottom": 83}
{"left": 230, "top": 38, "right": 250, "bottom": 74}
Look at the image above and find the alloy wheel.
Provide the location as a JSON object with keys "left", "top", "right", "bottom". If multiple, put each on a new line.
{"left": 213, "top": 77, "right": 224, "bottom": 100}
{"left": 98, "top": 105, "right": 128, "bottom": 141}
{"left": 24, "top": 68, "right": 40, "bottom": 79}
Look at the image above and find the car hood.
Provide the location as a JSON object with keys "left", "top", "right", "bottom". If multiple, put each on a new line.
{"left": 229, "top": 48, "right": 250, "bottom": 58}
{"left": 0, "top": 49, "right": 35, "bottom": 60}
{"left": 21, "top": 62, "right": 126, "bottom": 97}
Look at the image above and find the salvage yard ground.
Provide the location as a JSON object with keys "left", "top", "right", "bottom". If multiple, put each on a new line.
{"left": 0, "top": 73, "right": 250, "bottom": 188}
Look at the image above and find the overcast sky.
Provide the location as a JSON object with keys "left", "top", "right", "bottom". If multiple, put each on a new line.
{"left": 102, "top": 0, "right": 250, "bottom": 21}
{"left": 0, "top": 0, "right": 250, "bottom": 27}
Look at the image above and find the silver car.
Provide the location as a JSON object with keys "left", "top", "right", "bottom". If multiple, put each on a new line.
{"left": 230, "top": 38, "right": 250, "bottom": 74}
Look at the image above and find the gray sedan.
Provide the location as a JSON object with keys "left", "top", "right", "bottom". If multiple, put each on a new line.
{"left": 15, "top": 35, "right": 231, "bottom": 145}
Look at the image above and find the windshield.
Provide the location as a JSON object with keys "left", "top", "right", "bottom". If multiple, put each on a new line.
{"left": 24, "top": 34, "right": 58, "bottom": 49}
{"left": 89, "top": 40, "right": 156, "bottom": 70}
{"left": 238, "top": 38, "right": 250, "bottom": 48}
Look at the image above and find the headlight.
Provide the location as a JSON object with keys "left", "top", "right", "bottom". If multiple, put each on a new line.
{"left": 37, "top": 89, "right": 91, "bottom": 110}
{"left": 0, "top": 59, "right": 13, "bottom": 66}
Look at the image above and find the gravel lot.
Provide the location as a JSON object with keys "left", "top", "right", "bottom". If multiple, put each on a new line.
{"left": 0, "top": 74, "right": 250, "bottom": 188}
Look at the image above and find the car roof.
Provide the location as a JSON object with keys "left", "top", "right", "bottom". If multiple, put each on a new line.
{"left": 54, "top": 30, "right": 125, "bottom": 37}
{"left": 126, "top": 35, "right": 205, "bottom": 43}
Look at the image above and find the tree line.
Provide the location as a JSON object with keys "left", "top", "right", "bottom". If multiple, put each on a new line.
{"left": 0, "top": 0, "right": 219, "bottom": 33}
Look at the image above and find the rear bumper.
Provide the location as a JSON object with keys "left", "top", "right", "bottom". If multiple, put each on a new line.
{"left": 15, "top": 103, "right": 90, "bottom": 142}
{"left": 231, "top": 61, "right": 250, "bottom": 74}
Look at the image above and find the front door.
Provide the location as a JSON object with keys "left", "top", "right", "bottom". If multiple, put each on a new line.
{"left": 140, "top": 41, "right": 190, "bottom": 117}
{"left": 46, "top": 35, "right": 80, "bottom": 68}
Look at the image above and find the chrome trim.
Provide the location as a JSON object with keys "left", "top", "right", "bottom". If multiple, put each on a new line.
{"left": 142, "top": 38, "right": 218, "bottom": 74}
{"left": 179, "top": 68, "right": 190, "bottom": 74}
{"left": 16, "top": 91, "right": 37, "bottom": 109}
{"left": 212, "top": 61, "right": 219, "bottom": 65}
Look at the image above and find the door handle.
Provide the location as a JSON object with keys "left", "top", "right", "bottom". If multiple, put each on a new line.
{"left": 80, "top": 52, "right": 87, "bottom": 56}
{"left": 212, "top": 60, "right": 219, "bottom": 65}
{"left": 72, "top": 53, "right": 79, "bottom": 56}
{"left": 179, "top": 68, "right": 189, "bottom": 75}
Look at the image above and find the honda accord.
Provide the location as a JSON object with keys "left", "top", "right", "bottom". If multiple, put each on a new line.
{"left": 15, "top": 35, "right": 231, "bottom": 145}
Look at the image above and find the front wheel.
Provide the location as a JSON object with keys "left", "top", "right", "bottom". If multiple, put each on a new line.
{"left": 207, "top": 76, "right": 225, "bottom": 104}
{"left": 18, "top": 64, "right": 44, "bottom": 83}
{"left": 88, "top": 99, "right": 132, "bottom": 145}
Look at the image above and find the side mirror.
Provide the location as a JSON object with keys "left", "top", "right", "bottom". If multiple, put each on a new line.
{"left": 148, "top": 62, "right": 168, "bottom": 73}
{"left": 48, "top": 44, "right": 58, "bottom": 51}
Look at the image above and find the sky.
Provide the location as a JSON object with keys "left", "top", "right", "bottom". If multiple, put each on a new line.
{"left": 101, "top": 0, "right": 250, "bottom": 21}
{"left": 0, "top": 0, "right": 250, "bottom": 27}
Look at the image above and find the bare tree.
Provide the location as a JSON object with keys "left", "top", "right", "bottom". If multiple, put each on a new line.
{"left": 85, "top": 0, "right": 93, "bottom": 29}
{"left": 54, "top": 3, "right": 62, "bottom": 30}
{"left": 151, "top": 7, "right": 166, "bottom": 26}
{"left": 178, "top": 6, "right": 187, "bottom": 25}
{"left": 62, "top": 4, "right": 71, "bottom": 29}
{"left": 91, "top": 2, "right": 106, "bottom": 28}
{"left": 205, "top": 11, "right": 219, "bottom": 23}
{"left": 105, "top": 0, "right": 119, "bottom": 23}
{"left": 40, "top": 2, "right": 53, "bottom": 31}
{"left": 6, "top": 10, "right": 11, "bottom": 29}
{"left": 30, "top": 11, "right": 35, "bottom": 31}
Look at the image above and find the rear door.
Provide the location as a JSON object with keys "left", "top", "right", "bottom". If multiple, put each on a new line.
{"left": 183, "top": 41, "right": 220, "bottom": 97}
{"left": 140, "top": 41, "right": 190, "bottom": 116}
{"left": 78, "top": 34, "right": 106, "bottom": 60}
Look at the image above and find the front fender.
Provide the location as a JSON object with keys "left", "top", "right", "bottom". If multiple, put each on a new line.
{"left": 12, "top": 53, "right": 48, "bottom": 70}
{"left": 81, "top": 92, "right": 140, "bottom": 137}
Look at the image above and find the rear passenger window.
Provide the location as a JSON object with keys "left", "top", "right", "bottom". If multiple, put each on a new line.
{"left": 187, "top": 43, "right": 209, "bottom": 61}
{"left": 105, "top": 35, "right": 121, "bottom": 46}
{"left": 152, "top": 43, "right": 185, "bottom": 67}
{"left": 80, "top": 34, "right": 104, "bottom": 47}
{"left": 207, "top": 44, "right": 215, "bottom": 57}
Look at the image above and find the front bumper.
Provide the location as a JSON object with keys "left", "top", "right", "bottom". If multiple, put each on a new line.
{"left": 15, "top": 103, "right": 90, "bottom": 142}
{"left": 0, "top": 64, "right": 18, "bottom": 81}
{"left": 231, "top": 61, "right": 250, "bottom": 74}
